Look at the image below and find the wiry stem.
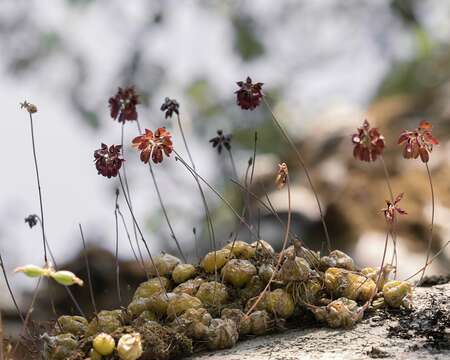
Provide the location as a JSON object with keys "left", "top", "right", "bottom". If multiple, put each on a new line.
{"left": 0, "top": 253, "right": 24, "bottom": 323}
{"left": 227, "top": 149, "right": 239, "bottom": 180}
{"left": 118, "top": 173, "right": 171, "bottom": 300}
{"left": 175, "top": 113, "right": 215, "bottom": 266}
{"left": 120, "top": 124, "right": 147, "bottom": 277}
{"left": 34, "top": 216, "right": 85, "bottom": 317}
{"left": 245, "top": 173, "right": 292, "bottom": 317}
{"left": 28, "top": 112, "right": 47, "bottom": 264}
{"left": 78, "top": 224, "right": 97, "bottom": 315}
{"left": 419, "top": 163, "right": 435, "bottom": 284}
{"left": 114, "top": 191, "right": 122, "bottom": 304}
{"left": 13, "top": 277, "right": 41, "bottom": 355}
{"left": 263, "top": 98, "right": 331, "bottom": 252}
{"left": 116, "top": 206, "right": 148, "bottom": 277}
{"left": 405, "top": 239, "right": 450, "bottom": 282}
{"left": 174, "top": 153, "right": 259, "bottom": 240}
{"left": 135, "top": 121, "right": 186, "bottom": 262}
{"left": 380, "top": 155, "right": 398, "bottom": 277}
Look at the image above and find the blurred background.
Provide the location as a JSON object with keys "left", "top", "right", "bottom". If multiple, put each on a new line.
{"left": 1, "top": 0, "right": 450, "bottom": 334}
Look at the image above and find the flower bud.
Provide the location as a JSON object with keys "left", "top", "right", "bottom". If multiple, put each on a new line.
{"left": 14, "top": 264, "right": 47, "bottom": 278}
{"left": 50, "top": 270, "right": 84, "bottom": 286}
{"left": 93, "top": 333, "right": 115, "bottom": 356}
{"left": 117, "top": 333, "right": 143, "bottom": 360}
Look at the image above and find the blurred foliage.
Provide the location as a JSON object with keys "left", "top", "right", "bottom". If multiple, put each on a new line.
{"left": 232, "top": 15, "right": 265, "bottom": 61}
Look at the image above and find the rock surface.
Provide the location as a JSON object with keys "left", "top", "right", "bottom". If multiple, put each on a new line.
{"left": 191, "top": 283, "right": 450, "bottom": 360}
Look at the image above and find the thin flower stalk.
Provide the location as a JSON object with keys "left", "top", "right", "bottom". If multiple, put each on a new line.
{"left": 263, "top": 98, "right": 332, "bottom": 252}
{"left": 120, "top": 123, "right": 147, "bottom": 277}
{"left": 117, "top": 173, "right": 175, "bottom": 310}
{"left": 172, "top": 109, "right": 216, "bottom": 272}
{"left": 22, "top": 104, "right": 47, "bottom": 264}
{"left": 404, "top": 239, "right": 450, "bottom": 281}
{"left": 0, "top": 253, "right": 24, "bottom": 323}
{"left": 29, "top": 215, "right": 85, "bottom": 317}
{"left": 245, "top": 169, "right": 292, "bottom": 317}
{"left": 174, "top": 152, "right": 259, "bottom": 240}
{"left": 398, "top": 120, "right": 439, "bottom": 284}
{"left": 78, "top": 224, "right": 98, "bottom": 315}
{"left": 114, "top": 191, "right": 122, "bottom": 304}
{"left": 133, "top": 122, "right": 186, "bottom": 263}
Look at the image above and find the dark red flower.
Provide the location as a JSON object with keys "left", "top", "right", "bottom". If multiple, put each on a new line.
{"left": 235, "top": 77, "right": 264, "bottom": 110}
{"left": 351, "top": 119, "right": 385, "bottom": 162}
{"left": 94, "top": 144, "right": 124, "bottom": 178}
{"left": 160, "top": 97, "right": 180, "bottom": 119}
{"left": 382, "top": 193, "right": 407, "bottom": 224}
{"left": 398, "top": 120, "right": 439, "bottom": 163}
{"left": 24, "top": 214, "right": 38, "bottom": 228}
{"left": 209, "top": 130, "right": 232, "bottom": 154}
{"left": 132, "top": 127, "right": 173, "bottom": 164}
{"left": 108, "top": 86, "right": 140, "bottom": 123}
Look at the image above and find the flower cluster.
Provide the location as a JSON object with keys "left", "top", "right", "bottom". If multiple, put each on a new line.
{"left": 209, "top": 130, "right": 232, "bottom": 154}
{"left": 351, "top": 120, "right": 385, "bottom": 162}
{"left": 382, "top": 193, "right": 407, "bottom": 224}
{"left": 20, "top": 100, "right": 38, "bottom": 114}
{"left": 132, "top": 127, "right": 173, "bottom": 164}
{"left": 24, "top": 214, "right": 38, "bottom": 228}
{"left": 235, "top": 77, "right": 264, "bottom": 110}
{"left": 398, "top": 120, "right": 439, "bottom": 163}
{"left": 109, "top": 87, "right": 140, "bottom": 123}
{"left": 94, "top": 144, "right": 124, "bottom": 178}
{"left": 160, "top": 97, "right": 180, "bottom": 119}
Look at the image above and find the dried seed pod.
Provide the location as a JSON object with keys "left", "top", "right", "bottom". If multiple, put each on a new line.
{"left": 382, "top": 280, "right": 413, "bottom": 309}
{"left": 134, "top": 310, "right": 157, "bottom": 324}
{"left": 171, "top": 308, "right": 212, "bottom": 339}
{"left": 172, "top": 264, "right": 197, "bottom": 284}
{"left": 258, "top": 264, "right": 275, "bottom": 284}
{"left": 320, "top": 250, "right": 355, "bottom": 271}
{"left": 266, "top": 289, "right": 295, "bottom": 319}
{"left": 324, "top": 267, "right": 376, "bottom": 302}
{"left": 221, "top": 259, "right": 257, "bottom": 288}
{"left": 146, "top": 292, "right": 177, "bottom": 315}
{"left": 132, "top": 277, "right": 171, "bottom": 300}
{"left": 361, "top": 265, "right": 393, "bottom": 289}
{"left": 311, "top": 297, "right": 362, "bottom": 328}
{"left": 93, "top": 333, "right": 115, "bottom": 356}
{"left": 201, "top": 249, "right": 233, "bottom": 273}
{"left": 245, "top": 293, "right": 269, "bottom": 313}
{"left": 55, "top": 315, "right": 87, "bottom": 336}
{"left": 117, "top": 333, "right": 143, "bottom": 360}
{"left": 86, "top": 310, "right": 123, "bottom": 336}
{"left": 279, "top": 256, "right": 311, "bottom": 282}
{"left": 206, "top": 319, "right": 239, "bottom": 350}
{"left": 196, "top": 281, "right": 229, "bottom": 306}
{"left": 249, "top": 310, "right": 273, "bottom": 335}
{"left": 251, "top": 240, "right": 275, "bottom": 255}
{"left": 221, "top": 308, "right": 252, "bottom": 335}
{"left": 224, "top": 241, "right": 256, "bottom": 259}
{"left": 42, "top": 333, "right": 81, "bottom": 360}
{"left": 128, "top": 297, "right": 152, "bottom": 317}
{"left": 239, "top": 275, "right": 265, "bottom": 302}
{"left": 167, "top": 293, "right": 203, "bottom": 319}
{"left": 148, "top": 253, "right": 181, "bottom": 277}
{"left": 301, "top": 278, "right": 323, "bottom": 304}
{"left": 173, "top": 278, "right": 205, "bottom": 296}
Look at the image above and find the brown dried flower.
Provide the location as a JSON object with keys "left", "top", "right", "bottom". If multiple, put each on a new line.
{"left": 235, "top": 77, "right": 264, "bottom": 110}
{"left": 275, "top": 163, "right": 289, "bottom": 190}
{"left": 160, "top": 97, "right": 180, "bottom": 119}
{"left": 109, "top": 86, "right": 140, "bottom": 123}
{"left": 132, "top": 127, "right": 173, "bottom": 164}
{"left": 351, "top": 120, "right": 385, "bottom": 162}
{"left": 20, "top": 101, "right": 38, "bottom": 114}
{"left": 382, "top": 193, "right": 407, "bottom": 224}
{"left": 398, "top": 120, "right": 439, "bottom": 163}
{"left": 209, "top": 130, "right": 232, "bottom": 154}
{"left": 94, "top": 143, "right": 124, "bottom": 178}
